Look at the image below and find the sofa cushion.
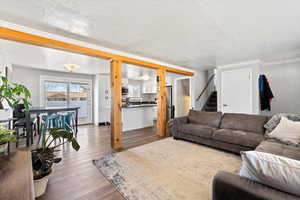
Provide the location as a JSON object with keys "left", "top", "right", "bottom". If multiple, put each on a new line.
{"left": 239, "top": 151, "right": 300, "bottom": 197}
{"left": 212, "top": 129, "right": 265, "bottom": 148}
{"left": 178, "top": 123, "right": 216, "bottom": 139}
{"left": 267, "top": 117, "right": 300, "bottom": 146}
{"left": 264, "top": 113, "right": 300, "bottom": 133}
{"left": 220, "top": 113, "right": 268, "bottom": 134}
{"left": 188, "top": 110, "right": 222, "bottom": 128}
{"left": 256, "top": 140, "right": 300, "bottom": 161}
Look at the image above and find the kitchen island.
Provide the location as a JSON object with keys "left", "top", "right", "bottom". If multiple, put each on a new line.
{"left": 122, "top": 104, "right": 157, "bottom": 132}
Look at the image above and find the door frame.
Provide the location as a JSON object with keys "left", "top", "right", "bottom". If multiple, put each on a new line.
{"left": 216, "top": 60, "right": 261, "bottom": 114}
{"left": 174, "top": 76, "right": 192, "bottom": 117}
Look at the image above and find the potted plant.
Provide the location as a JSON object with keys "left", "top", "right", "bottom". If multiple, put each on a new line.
{"left": 0, "top": 125, "right": 15, "bottom": 153}
{"left": 32, "top": 126, "right": 80, "bottom": 197}
{"left": 0, "top": 76, "right": 31, "bottom": 119}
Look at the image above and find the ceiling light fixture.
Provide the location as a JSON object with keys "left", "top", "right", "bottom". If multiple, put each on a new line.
{"left": 64, "top": 64, "right": 80, "bottom": 72}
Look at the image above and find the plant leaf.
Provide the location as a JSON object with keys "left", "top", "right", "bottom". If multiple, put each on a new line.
{"left": 71, "top": 138, "right": 80, "bottom": 151}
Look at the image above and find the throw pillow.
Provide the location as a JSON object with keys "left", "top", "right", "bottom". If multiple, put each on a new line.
{"left": 267, "top": 117, "right": 300, "bottom": 146}
{"left": 264, "top": 113, "right": 300, "bottom": 133}
{"left": 240, "top": 151, "right": 300, "bottom": 197}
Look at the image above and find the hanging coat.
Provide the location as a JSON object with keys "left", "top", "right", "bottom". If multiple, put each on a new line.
{"left": 259, "top": 74, "right": 274, "bottom": 111}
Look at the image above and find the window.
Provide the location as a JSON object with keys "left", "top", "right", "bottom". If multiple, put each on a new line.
{"left": 45, "top": 81, "right": 68, "bottom": 108}
{"left": 41, "top": 76, "right": 92, "bottom": 124}
{"left": 69, "top": 82, "right": 90, "bottom": 119}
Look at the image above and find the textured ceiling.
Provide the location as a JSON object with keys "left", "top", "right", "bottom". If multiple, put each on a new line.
{"left": 0, "top": 0, "right": 300, "bottom": 70}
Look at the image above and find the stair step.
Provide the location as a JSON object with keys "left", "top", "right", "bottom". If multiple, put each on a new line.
{"left": 207, "top": 103, "right": 217, "bottom": 107}
{"left": 208, "top": 101, "right": 217, "bottom": 105}
{"left": 208, "top": 99, "right": 217, "bottom": 102}
{"left": 201, "top": 91, "right": 218, "bottom": 112}
{"left": 203, "top": 108, "right": 217, "bottom": 112}
{"left": 208, "top": 98, "right": 217, "bottom": 102}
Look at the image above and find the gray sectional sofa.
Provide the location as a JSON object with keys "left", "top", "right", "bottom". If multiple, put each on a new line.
{"left": 172, "top": 110, "right": 300, "bottom": 200}
{"left": 173, "top": 110, "right": 268, "bottom": 153}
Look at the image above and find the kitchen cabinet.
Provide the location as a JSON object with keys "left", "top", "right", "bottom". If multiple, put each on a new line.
{"left": 152, "top": 106, "right": 157, "bottom": 120}
{"left": 128, "top": 84, "right": 141, "bottom": 97}
{"left": 142, "top": 79, "right": 157, "bottom": 94}
{"left": 122, "top": 106, "right": 156, "bottom": 131}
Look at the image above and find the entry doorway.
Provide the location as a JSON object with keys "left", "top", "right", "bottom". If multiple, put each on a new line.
{"left": 174, "top": 77, "right": 192, "bottom": 117}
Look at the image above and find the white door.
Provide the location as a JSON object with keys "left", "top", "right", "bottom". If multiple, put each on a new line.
{"left": 221, "top": 68, "right": 252, "bottom": 114}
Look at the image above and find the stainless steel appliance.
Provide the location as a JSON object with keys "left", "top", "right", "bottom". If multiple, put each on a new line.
{"left": 166, "top": 86, "right": 174, "bottom": 120}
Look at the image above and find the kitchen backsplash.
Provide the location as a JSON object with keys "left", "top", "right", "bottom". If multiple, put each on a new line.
{"left": 124, "top": 93, "right": 156, "bottom": 102}
{"left": 141, "top": 93, "right": 157, "bottom": 102}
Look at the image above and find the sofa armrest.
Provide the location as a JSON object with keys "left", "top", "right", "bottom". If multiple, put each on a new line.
{"left": 213, "top": 171, "right": 300, "bottom": 200}
{"left": 172, "top": 116, "right": 188, "bottom": 138}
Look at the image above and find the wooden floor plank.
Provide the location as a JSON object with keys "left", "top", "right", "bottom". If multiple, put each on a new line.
{"left": 37, "top": 125, "right": 162, "bottom": 200}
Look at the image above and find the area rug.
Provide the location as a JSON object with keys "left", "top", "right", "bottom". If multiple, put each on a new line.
{"left": 93, "top": 138, "right": 241, "bottom": 200}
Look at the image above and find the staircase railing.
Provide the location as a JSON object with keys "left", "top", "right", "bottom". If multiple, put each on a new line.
{"left": 196, "top": 74, "right": 215, "bottom": 102}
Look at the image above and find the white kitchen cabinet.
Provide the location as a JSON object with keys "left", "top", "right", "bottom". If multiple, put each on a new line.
{"left": 128, "top": 84, "right": 141, "bottom": 97}
{"left": 142, "top": 79, "right": 157, "bottom": 93}
{"left": 152, "top": 106, "right": 157, "bottom": 120}
{"left": 122, "top": 106, "right": 155, "bottom": 131}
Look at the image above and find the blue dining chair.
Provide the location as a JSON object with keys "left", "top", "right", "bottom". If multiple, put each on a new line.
{"left": 38, "top": 113, "right": 63, "bottom": 145}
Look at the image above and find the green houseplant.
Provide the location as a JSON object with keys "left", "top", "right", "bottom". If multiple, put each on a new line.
{"left": 32, "top": 126, "right": 80, "bottom": 197}
{"left": 0, "top": 76, "right": 31, "bottom": 110}
{"left": 0, "top": 125, "right": 16, "bottom": 153}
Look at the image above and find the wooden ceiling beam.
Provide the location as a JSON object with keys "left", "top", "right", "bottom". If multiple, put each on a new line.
{"left": 0, "top": 26, "right": 194, "bottom": 76}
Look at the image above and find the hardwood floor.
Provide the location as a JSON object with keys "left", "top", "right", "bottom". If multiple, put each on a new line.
{"left": 38, "top": 125, "right": 162, "bottom": 200}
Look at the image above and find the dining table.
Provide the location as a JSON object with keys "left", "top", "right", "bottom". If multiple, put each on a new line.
{"left": 25, "top": 107, "right": 79, "bottom": 147}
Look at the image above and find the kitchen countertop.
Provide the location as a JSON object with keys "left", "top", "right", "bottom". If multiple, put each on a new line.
{"left": 122, "top": 104, "right": 157, "bottom": 108}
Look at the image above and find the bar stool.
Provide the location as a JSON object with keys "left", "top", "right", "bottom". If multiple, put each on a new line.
{"left": 38, "top": 114, "right": 62, "bottom": 145}
{"left": 61, "top": 112, "right": 76, "bottom": 135}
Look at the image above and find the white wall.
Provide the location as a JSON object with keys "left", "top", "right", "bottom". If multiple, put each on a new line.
{"left": 261, "top": 59, "right": 300, "bottom": 115}
{"left": 192, "top": 70, "right": 211, "bottom": 110}
{"left": 0, "top": 44, "right": 6, "bottom": 75}
{"left": 216, "top": 60, "right": 261, "bottom": 114}
{"left": 11, "top": 65, "right": 94, "bottom": 106}
{"left": 216, "top": 58, "right": 300, "bottom": 115}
